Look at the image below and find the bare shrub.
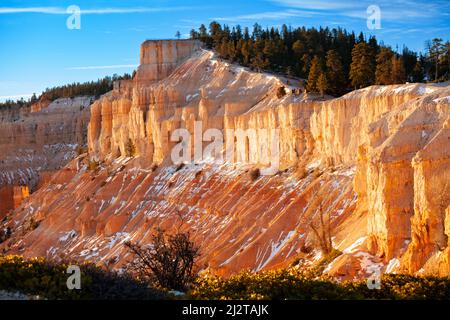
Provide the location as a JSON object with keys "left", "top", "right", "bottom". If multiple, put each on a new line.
{"left": 0, "top": 227, "right": 12, "bottom": 243}
{"left": 125, "top": 138, "right": 136, "bottom": 157}
{"left": 175, "top": 163, "right": 185, "bottom": 172}
{"left": 249, "top": 168, "right": 260, "bottom": 181}
{"left": 276, "top": 86, "right": 286, "bottom": 98}
{"left": 125, "top": 228, "right": 200, "bottom": 291}
{"left": 76, "top": 145, "right": 88, "bottom": 156}
{"left": 88, "top": 159, "right": 99, "bottom": 171}
{"left": 310, "top": 205, "right": 333, "bottom": 256}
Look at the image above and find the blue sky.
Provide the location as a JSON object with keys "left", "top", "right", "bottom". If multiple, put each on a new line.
{"left": 1, "top": 0, "right": 449, "bottom": 101}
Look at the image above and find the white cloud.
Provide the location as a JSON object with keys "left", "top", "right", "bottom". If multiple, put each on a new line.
{"left": 269, "top": 0, "right": 357, "bottom": 11}
{"left": 269, "top": 0, "right": 447, "bottom": 21}
{"left": 0, "top": 7, "right": 62, "bottom": 14}
{"left": 212, "top": 9, "right": 319, "bottom": 22}
{"left": 0, "top": 6, "right": 189, "bottom": 15}
{"left": 66, "top": 64, "right": 138, "bottom": 70}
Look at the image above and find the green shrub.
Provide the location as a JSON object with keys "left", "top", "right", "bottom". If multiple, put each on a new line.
{"left": 88, "top": 159, "right": 99, "bottom": 171}
{"left": 189, "top": 269, "right": 349, "bottom": 300}
{"left": 0, "top": 227, "right": 12, "bottom": 243}
{"left": 188, "top": 269, "right": 450, "bottom": 300}
{"left": 0, "top": 255, "right": 166, "bottom": 300}
{"left": 3, "top": 255, "right": 450, "bottom": 300}
{"left": 276, "top": 86, "right": 286, "bottom": 99}
{"left": 125, "top": 139, "right": 136, "bottom": 157}
{"left": 76, "top": 146, "right": 88, "bottom": 156}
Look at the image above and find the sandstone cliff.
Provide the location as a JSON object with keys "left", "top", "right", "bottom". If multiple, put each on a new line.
{"left": 0, "top": 96, "right": 92, "bottom": 189}
{"left": 1, "top": 40, "right": 449, "bottom": 279}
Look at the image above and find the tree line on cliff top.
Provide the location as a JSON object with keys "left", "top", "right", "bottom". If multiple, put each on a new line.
{"left": 0, "top": 73, "right": 133, "bottom": 111}
{"left": 190, "top": 22, "right": 450, "bottom": 96}
{"left": 2, "top": 24, "right": 449, "bottom": 110}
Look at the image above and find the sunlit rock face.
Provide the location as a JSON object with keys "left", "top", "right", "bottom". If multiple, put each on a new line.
{"left": 0, "top": 96, "right": 92, "bottom": 190}
{"left": 0, "top": 185, "right": 29, "bottom": 219}
{"left": 1, "top": 40, "right": 449, "bottom": 279}
{"left": 135, "top": 40, "right": 202, "bottom": 83}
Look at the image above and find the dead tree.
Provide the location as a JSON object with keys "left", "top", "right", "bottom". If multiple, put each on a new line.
{"left": 125, "top": 228, "right": 200, "bottom": 291}
{"left": 310, "top": 205, "right": 333, "bottom": 256}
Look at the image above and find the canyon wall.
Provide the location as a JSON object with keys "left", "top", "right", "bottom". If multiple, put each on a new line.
{"left": 0, "top": 96, "right": 92, "bottom": 189}
{"left": 0, "top": 185, "right": 29, "bottom": 220}
{"left": 0, "top": 97, "right": 92, "bottom": 216}
{"left": 1, "top": 40, "right": 449, "bottom": 279}
{"left": 135, "top": 39, "right": 202, "bottom": 83}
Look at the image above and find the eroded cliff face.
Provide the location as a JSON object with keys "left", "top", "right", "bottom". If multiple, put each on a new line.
{"left": 1, "top": 40, "right": 449, "bottom": 279}
{"left": 0, "top": 96, "right": 92, "bottom": 188}
{"left": 88, "top": 40, "right": 306, "bottom": 170}
{"left": 0, "top": 97, "right": 92, "bottom": 215}
{"left": 0, "top": 185, "right": 29, "bottom": 220}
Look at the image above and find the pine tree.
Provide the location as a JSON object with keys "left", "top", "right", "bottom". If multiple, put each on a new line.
{"left": 209, "top": 21, "right": 223, "bottom": 47}
{"left": 199, "top": 24, "right": 209, "bottom": 46}
{"left": 241, "top": 40, "right": 251, "bottom": 65}
{"left": 444, "top": 42, "right": 450, "bottom": 81}
{"left": 292, "top": 40, "right": 304, "bottom": 58}
{"left": 325, "top": 49, "right": 345, "bottom": 95}
{"left": 251, "top": 50, "right": 268, "bottom": 72}
{"left": 187, "top": 22, "right": 426, "bottom": 93}
{"left": 411, "top": 60, "right": 424, "bottom": 82}
{"left": 402, "top": 47, "right": 418, "bottom": 82}
{"left": 301, "top": 53, "right": 312, "bottom": 78}
{"left": 317, "top": 73, "right": 329, "bottom": 97}
{"left": 263, "top": 39, "right": 276, "bottom": 67}
{"left": 426, "top": 38, "right": 446, "bottom": 81}
{"left": 391, "top": 55, "right": 406, "bottom": 84}
{"left": 306, "top": 56, "right": 322, "bottom": 93}
{"left": 227, "top": 41, "right": 237, "bottom": 61}
{"left": 189, "top": 29, "right": 198, "bottom": 39}
{"left": 350, "top": 42, "right": 375, "bottom": 89}
{"left": 375, "top": 47, "right": 394, "bottom": 85}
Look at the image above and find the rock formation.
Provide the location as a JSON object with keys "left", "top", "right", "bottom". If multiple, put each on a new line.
{"left": 0, "top": 185, "right": 29, "bottom": 220}
{"left": 0, "top": 96, "right": 92, "bottom": 215}
{"left": 1, "top": 40, "right": 449, "bottom": 279}
{"left": 0, "top": 96, "right": 92, "bottom": 188}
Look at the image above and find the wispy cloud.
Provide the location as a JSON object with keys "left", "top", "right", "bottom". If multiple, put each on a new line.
{"left": 269, "top": 0, "right": 356, "bottom": 11}
{"left": 212, "top": 9, "right": 320, "bottom": 22}
{"left": 377, "top": 25, "right": 450, "bottom": 35}
{"left": 66, "top": 64, "right": 138, "bottom": 70}
{"left": 268, "top": 0, "right": 449, "bottom": 21}
{"left": 0, "top": 6, "right": 190, "bottom": 15}
{"left": 0, "top": 7, "right": 62, "bottom": 14}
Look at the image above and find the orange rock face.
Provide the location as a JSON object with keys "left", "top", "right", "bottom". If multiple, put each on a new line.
{"left": 1, "top": 40, "right": 449, "bottom": 279}
{"left": 0, "top": 185, "right": 29, "bottom": 219}
{"left": 0, "top": 96, "right": 92, "bottom": 189}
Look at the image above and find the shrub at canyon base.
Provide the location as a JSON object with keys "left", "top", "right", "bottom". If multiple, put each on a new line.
{"left": 1, "top": 254, "right": 450, "bottom": 299}
{"left": 189, "top": 269, "right": 450, "bottom": 300}
{"left": 125, "top": 228, "right": 200, "bottom": 291}
{"left": 0, "top": 255, "right": 165, "bottom": 299}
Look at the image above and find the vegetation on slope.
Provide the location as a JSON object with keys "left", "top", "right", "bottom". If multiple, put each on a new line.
{"left": 2, "top": 228, "right": 450, "bottom": 300}
{"left": 40, "top": 73, "right": 133, "bottom": 101}
{"left": 190, "top": 22, "right": 450, "bottom": 95}
{"left": 190, "top": 269, "right": 450, "bottom": 300}
{"left": 0, "top": 255, "right": 165, "bottom": 300}
{"left": 2, "top": 254, "right": 450, "bottom": 300}
{"left": 0, "top": 73, "right": 133, "bottom": 111}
